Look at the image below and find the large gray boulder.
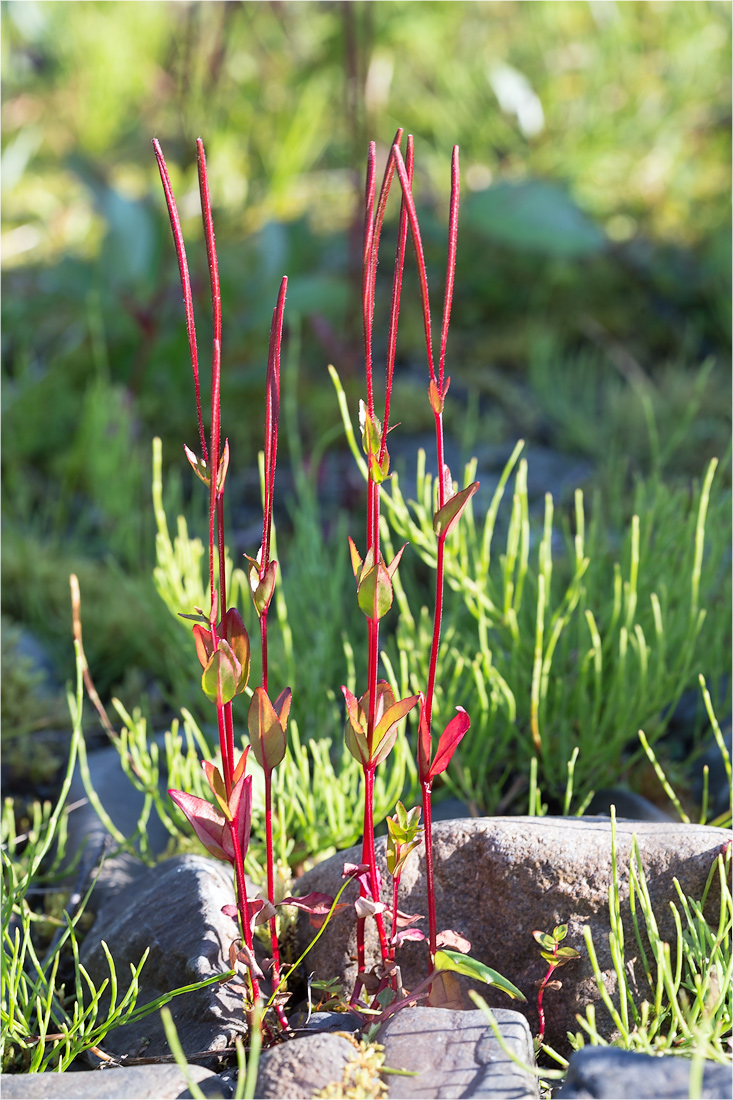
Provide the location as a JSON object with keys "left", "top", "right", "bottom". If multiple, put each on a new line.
{"left": 293, "top": 817, "right": 729, "bottom": 1053}
{"left": 80, "top": 854, "right": 246, "bottom": 1060}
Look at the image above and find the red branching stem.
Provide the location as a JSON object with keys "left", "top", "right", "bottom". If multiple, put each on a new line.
{"left": 390, "top": 874, "right": 400, "bottom": 960}
{"left": 391, "top": 143, "right": 436, "bottom": 385}
{"left": 421, "top": 780, "right": 437, "bottom": 966}
{"left": 362, "top": 131, "right": 403, "bottom": 419}
{"left": 362, "top": 142, "right": 377, "bottom": 416}
{"left": 152, "top": 139, "right": 208, "bottom": 463}
{"left": 536, "top": 962, "right": 556, "bottom": 1046}
{"left": 351, "top": 920, "right": 366, "bottom": 1006}
{"left": 197, "top": 140, "right": 223, "bottom": 628}
{"left": 216, "top": 492, "right": 227, "bottom": 630}
{"left": 363, "top": 766, "right": 389, "bottom": 961}
{"left": 223, "top": 702, "right": 235, "bottom": 798}
{"left": 228, "top": 820, "right": 260, "bottom": 1005}
{"left": 262, "top": 277, "right": 287, "bottom": 575}
{"left": 263, "top": 769, "right": 288, "bottom": 1031}
{"left": 381, "top": 135, "right": 412, "bottom": 463}
{"left": 438, "top": 147, "right": 460, "bottom": 391}
{"left": 424, "top": 535, "right": 447, "bottom": 733}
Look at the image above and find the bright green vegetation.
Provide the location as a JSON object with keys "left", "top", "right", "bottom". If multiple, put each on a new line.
{"left": 1, "top": 0, "right": 731, "bottom": 1086}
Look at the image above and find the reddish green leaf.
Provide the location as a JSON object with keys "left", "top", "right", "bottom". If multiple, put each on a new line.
{"left": 342, "top": 686, "right": 369, "bottom": 766}
{"left": 417, "top": 702, "right": 431, "bottom": 784}
{"left": 386, "top": 543, "right": 407, "bottom": 580}
{"left": 220, "top": 608, "right": 251, "bottom": 693}
{"left": 248, "top": 686, "right": 287, "bottom": 772}
{"left": 202, "top": 760, "right": 229, "bottom": 818}
{"left": 279, "top": 892, "right": 335, "bottom": 915}
{"left": 553, "top": 924, "right": 568, "bottom": 942}
{"left": 427, "top": 708, "right": 470, "bottom": 780}
{"left": 428, "top": 380, "right": 444, "bottom": 416}
{"left": 532, "top": 930, "right": 557, "bottom": 952}
{"left": 372, "top": 694, "right": 420, "bottom": 762}
{"left": 192, "top": 623, "right": 215, "bottom": 669}
{"left": 357, "top": 559, "right": 393, "bottom": 620}
{"left": 433, "top": 481, "right": 479, "bottom": 538}
{"left": 201, "top": 640, "right": 241, "bottom": 706}
{"left": 216, "top": 439, "right": 230, "bottom": 493}
{"left": 232, "top": 745, "right": 250, "bottom": 785}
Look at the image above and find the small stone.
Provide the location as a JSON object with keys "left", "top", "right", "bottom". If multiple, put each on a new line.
{"left": 290, "top": 1010, "right": 364, "bottom": 1034}
{"left": 555, "top": 1046, "right": 732, "bottom": 1099}
{"left": 255, "top": 1032, "right": 357, "bottom": 1099}
{"left": 0, "top": 1063, "right": 230, "bottom": 1099}
{"left": 378, "top": 1006, "right": 538, "bottom": 1099}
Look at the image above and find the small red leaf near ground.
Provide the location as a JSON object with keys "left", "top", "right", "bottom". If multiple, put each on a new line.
{"left": 436, "top": 929, "right": 471, "bottom": 953}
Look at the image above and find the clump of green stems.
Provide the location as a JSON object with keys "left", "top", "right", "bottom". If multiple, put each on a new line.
{"left": 573, "top": 811, "right": 732, "bottom": 1066}
{"left": 331, "top": 370, "right": 728, "bottom": 813}
{"left": 0, "top": 610, "right": 234, "bottom": 1074}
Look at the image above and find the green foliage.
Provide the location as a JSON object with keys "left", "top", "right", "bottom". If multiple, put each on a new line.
{"left": 332, "top": 366, "right": 731, "bottom": 812}
{"left": 0, "top": 654, "right": 231, "bottom": 1074}
{"left": 572, "top": 816, "right": 732, "bottom": 1063}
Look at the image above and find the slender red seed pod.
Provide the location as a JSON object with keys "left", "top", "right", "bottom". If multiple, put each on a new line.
{"left": 152, "top": 139, "right": 208, "bottom": 463}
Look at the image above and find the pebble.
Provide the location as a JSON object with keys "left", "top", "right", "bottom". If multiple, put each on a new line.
{"left": 378, "top": 1005, "right": 538, "bottom": 1099}
{"left": 0, "top": 1063, "right": 231, "bottom": 1099}
{"left": 555, "top": 1046, "right": 732, "bottom": 1099}
{"left": 254, "top": 1031, "right": 358, "bottom": 1099}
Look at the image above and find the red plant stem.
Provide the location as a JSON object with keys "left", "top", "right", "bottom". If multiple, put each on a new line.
{"left": 390, "top": 874, "right": 400, "bottom": 960}
{"left": 350, "top": 921, "right": 366, "bottom": 1006}
{"left": 380, "top": 136, "right": 412, "bottom": 463}
{"left": 421, "top": 779, "right": 437, "bottom": 965}
{"left": 152, "top": 140, "right": 207, "bottom": 463}
{"left": 197, "top": 141, "right": 223, "bottom": 632}
{"left": 438, "top": 147, "right": 460, "bottom": 390}
{"left": 536, "top": 962, "right": 556, "bottom": 1046}
{"left": 222, "top": 703, "right": 235, "bottom": 798}
{"left": 263, "top": 769, "right": 289, "bottom": 1031}
{"left": 228, "top": 820, "right": 259, "bottom": 1005}
{"left": 362, "top": 766, "right": 389, "bottom": 957}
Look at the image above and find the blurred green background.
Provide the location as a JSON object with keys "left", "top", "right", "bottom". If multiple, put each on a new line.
{"left": 2, "top": 1, "right": 731, "bottom": 756}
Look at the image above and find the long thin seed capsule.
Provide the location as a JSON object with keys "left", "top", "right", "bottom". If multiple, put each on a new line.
{"left": 152, "top": 140, "right": 208, "bottom": 462}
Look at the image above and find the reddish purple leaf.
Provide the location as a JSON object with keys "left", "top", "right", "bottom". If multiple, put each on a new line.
{"left": 223, "top": 772, "right": 252, "bottom": 862}
{"left": 417, "top": 701, "right": 431, "bottom": 784}
{"left": 394, "top": 909, "right": 425, "bottom": 929}
{"left": 279, "top": 892, "right": 335, "bottom": 915}
{"left": 392, "top": 928, "right": 426, "bottom": 947}
{"left": 168, "top": 788, "right": 228, "bottom": 862}
{"left": 428, "top": 707, "right": 470, "bottom": 780}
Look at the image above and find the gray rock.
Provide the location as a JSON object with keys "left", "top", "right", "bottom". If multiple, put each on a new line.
{"left": 79, "top": 855, "right": 247, "bottom": 1060}
{"left": 254, "top": 1032, "right": 357, "bottom": 1099}
{"left": 289, "top": 1010, "right": 364, "bottom": 1034}
{"left": 555, "top": 1046, "right": 732, "bottom": 1099}
{"left": 66, "top": 743, "right": 172, "bottom": 909}
{"left": 378, "top": 1005, "right": 538, "bottom": 1099}
{"left": 294, "top": 817, "right": 729, "bottom": 1054}
{"left": 0, "top": 1063, "right": 230, "bottom": 1099}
